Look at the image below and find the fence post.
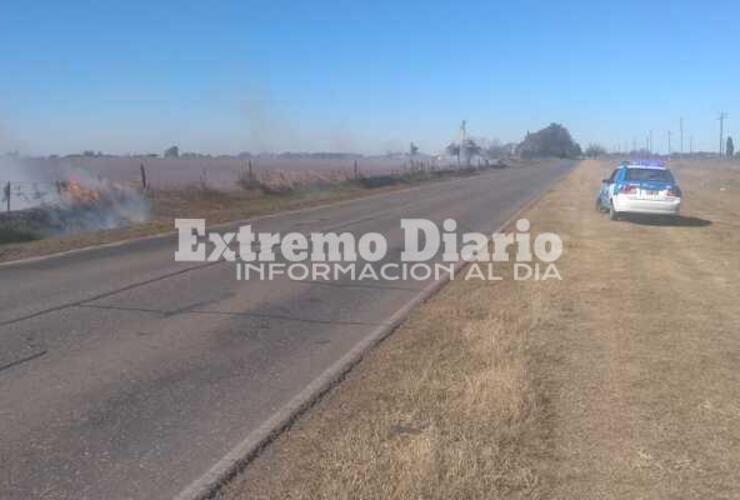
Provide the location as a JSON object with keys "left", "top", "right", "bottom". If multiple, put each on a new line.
{"left": 4, "top": 182, "right": 10, "bottom": 212}
{"left": 140, "top": 163, "right": 148, "bottom": 190}
{"left": 200, "top": 168, "right": 208, "bottom": 189}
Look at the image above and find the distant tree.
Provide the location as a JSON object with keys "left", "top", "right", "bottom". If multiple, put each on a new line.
{"left": 486, "top": 141, "right": 515, "bottom": 158}
{"left": 446, "top": 142, "right": 461, "bottom": 166}
{"left": 727, "top": 136, "right": 735, "bottom": 158}
{"left": 409, "top": 142, "right": 419, "bottom": 156}
{"left": 447, "top": 140, "right": 482, "bottom": 166}
{"left": 515, "top": 123, "right": 582, "bottom": 159}
{"left": 462, "top": 139, "right": 482, "bottom": 166}
{"left": 164, "top": 145, "right": 180, "bottom": 158}
{"left": 585, "top": 143, "right": 607, "bottom": 158}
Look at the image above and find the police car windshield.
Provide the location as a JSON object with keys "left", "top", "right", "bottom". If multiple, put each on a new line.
{"left": 625, "top": 168, "right": 674, "bottom": 183}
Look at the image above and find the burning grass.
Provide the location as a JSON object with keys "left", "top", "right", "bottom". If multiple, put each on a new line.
{"left": 0, "top": 160, "right": 532, "bottom": 263}
{"left": 0, "top": 180, "right": 150, "bottom": 238}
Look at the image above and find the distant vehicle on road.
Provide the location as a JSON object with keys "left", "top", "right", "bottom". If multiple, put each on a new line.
{"left": 596, "top": 161, "right": 682, "bottom": 220}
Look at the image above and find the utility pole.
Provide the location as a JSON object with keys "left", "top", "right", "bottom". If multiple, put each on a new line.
{"left": 679, "top": 117, "right": 684, "bottom": 154}
{"left": 460, "top": 120, "right": 467, "bottom": 149}
{"left": 632, "top": 137, "right": 637, "bottom": 153}
{"left": 649, "top": 130, "right": 654, "bottom": 154}
{"left": 719, "top": 112, "right": 728, "bottom": 157}
{"left": 690, "top": 135, "right": 694, "bottom": 154}
{"left": 458, "top": 120, "right": 466, "bottom": 168}
{"left": 667, "top": 130, "right": 672, "bottom": 155}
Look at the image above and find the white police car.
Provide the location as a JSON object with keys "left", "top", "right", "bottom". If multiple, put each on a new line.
{"left": 596, "top": 160, "right": 682, "bottom": 220}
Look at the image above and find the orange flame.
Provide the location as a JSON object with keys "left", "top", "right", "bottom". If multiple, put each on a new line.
{"left": 64, "top": 181, "right": 101, "bottom": 205}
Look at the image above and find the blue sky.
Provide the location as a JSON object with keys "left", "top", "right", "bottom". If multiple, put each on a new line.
{"left": 1, "top": 0, "right": 738, "bottom": 155}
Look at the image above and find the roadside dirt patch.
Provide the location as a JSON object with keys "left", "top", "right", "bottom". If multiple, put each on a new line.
{"left": 221, "top": 159, "right": 740, "bottom": 499}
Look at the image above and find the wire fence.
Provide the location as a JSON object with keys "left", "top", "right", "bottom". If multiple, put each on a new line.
{"left": 1, "top": 181, "right": 67, "bottom": 212}
{"left": 0, "top": 157, "right": 482, "bottom": 213}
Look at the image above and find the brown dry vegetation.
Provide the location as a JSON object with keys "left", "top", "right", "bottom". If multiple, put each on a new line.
{"left": 0, "top": 160, "right": 544, "bottom": 263}
{"left": 222, "top": 158, "right": 740, "bottom": 499}
{"left": 0, "top": 184, "right": 357, "bottom": 263}
{"left": 0, "top": 168, "right": 449, "bottom": 263}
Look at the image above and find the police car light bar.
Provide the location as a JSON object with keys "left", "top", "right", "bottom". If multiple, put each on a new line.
{"left": 623, "top": 159, "right": 666, "bottom": 168}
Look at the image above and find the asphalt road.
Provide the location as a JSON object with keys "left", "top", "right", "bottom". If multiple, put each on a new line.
{"left": 0, "top": 161, "right": 574, "bottom": 499}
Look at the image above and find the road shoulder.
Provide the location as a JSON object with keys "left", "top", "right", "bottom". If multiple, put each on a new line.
{"left": 221, "top": 159, "right": 740, "bottom": 499}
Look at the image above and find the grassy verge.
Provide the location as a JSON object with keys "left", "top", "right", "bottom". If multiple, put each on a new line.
{"left": 0, "top": 224, "right": 41, "bottom": 245}
{"left": 222, "top": 158, "right": 740, "bottom": 499}
{"left": 224, "top": 265, "right": 549, "bottom": 499}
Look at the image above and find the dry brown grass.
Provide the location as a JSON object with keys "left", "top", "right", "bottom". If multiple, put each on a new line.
{"left": 236, "top": 169, "right": 355, "bottom": 193}
{"left": 0, "top": 159, "right": 560, "bottom": 264}
{"left": 525, "top": 158, "right": 740, "bottom": 498}
{"left": 0, "top": 162, "right": 518, "bottom": 263}
{"left": 222, "top": 158, "right": 740, "bottom": 499}
{"left": 0, "top": 179, "right": 409, "bottom": 263}
{"left": 224, "top": 269, "right": 552, "bottom": 500}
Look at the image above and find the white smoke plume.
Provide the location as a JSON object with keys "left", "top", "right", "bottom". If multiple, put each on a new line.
{"left": 0, "top": 157, "right": 150, "bottom": 235}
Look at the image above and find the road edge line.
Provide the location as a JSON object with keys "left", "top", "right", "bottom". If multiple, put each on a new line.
{"left": 173, "top": 161, "right": 578, "bottom": 500}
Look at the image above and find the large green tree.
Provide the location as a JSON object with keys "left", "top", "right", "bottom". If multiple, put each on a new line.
{"left": 515, "top": 123, "right": 582, "bottom": 159}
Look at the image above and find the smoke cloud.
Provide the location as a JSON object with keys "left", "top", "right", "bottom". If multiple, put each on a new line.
{"left": 0, "top": 157, "right": 150, "bottom": 235}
